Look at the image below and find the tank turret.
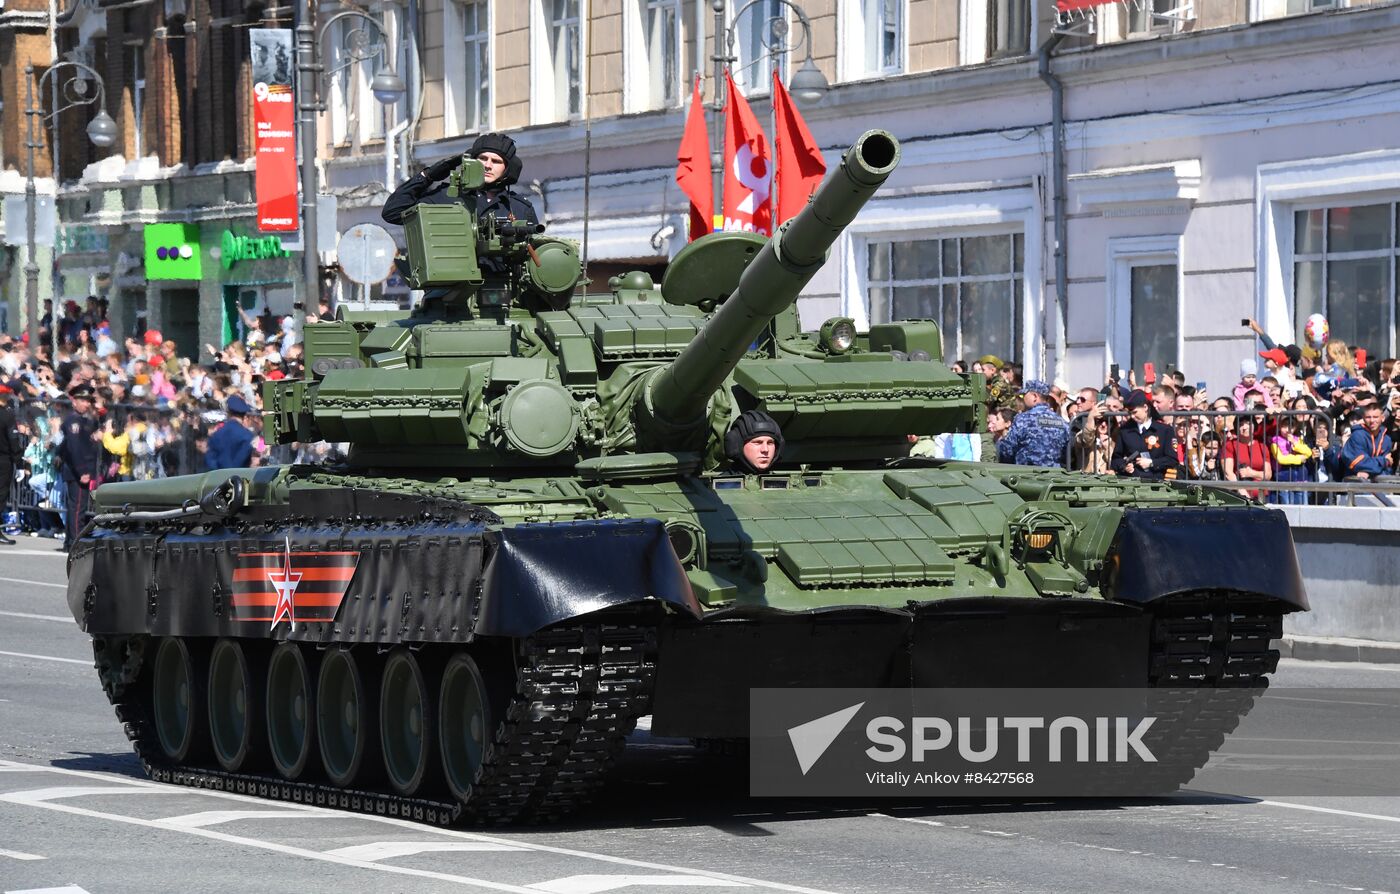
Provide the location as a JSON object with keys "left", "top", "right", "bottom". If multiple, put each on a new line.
{"left": 636, "top": 129, "right": 900, "bottom": 446}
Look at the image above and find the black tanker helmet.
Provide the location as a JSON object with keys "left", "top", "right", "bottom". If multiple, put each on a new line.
{"left": 724, "top": 410, "right": 785, "bottom": 474}
{"left": 469, "top": 132, "right": 522, "bottom": 186}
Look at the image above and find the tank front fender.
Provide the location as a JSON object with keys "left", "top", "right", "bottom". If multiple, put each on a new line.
{"left": 1107, "top": 506, "right": 1308, "bottom": 611}
{"left": 476, "top": 518, "right": 702, "bottom": 637}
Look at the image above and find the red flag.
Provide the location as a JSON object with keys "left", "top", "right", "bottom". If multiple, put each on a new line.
{"left": 772, "top": 70, "right": 826, "bottom": 226}
{"left": 675, "top": 75, "right": 713, "bottom": 241}
{"left": 721, "top": 71, "right": 772, "bottom": 237}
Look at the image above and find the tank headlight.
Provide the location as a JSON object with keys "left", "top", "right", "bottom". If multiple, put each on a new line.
{"left": 820, "top": 317, "right": 857, "bottom": 354}
{"left": 1026, "top": 531, "right": 1056, "bottom": 552}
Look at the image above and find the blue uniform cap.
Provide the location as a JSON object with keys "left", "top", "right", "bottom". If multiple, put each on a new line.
{"left": 1020, "top": 379, "right": 1051, "bottom": 396}
{"left": 226, "top": 395, "right": 253, "bottom": 416}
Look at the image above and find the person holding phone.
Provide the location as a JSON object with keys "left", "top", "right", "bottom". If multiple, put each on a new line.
{"left": 1111, "top": 390, "right": 1177, "bottom": 479}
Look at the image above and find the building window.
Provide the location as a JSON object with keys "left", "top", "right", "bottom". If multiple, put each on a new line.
{"left": 537, "top": 0, "right": 583, "bottom": 121}
{"left": 1293, "top": 203, "right": 1395, "bottom": 356}
{"left": 1127, "top": 0, "right": 1178, "bottom": 35}
{"left": 732, "top": 0, "right": 787, "bottom": 95}
{"left": 1107, "top": 237, "right": 1181, "bottom": 377}
{"left": 988, "top": 0, "right": 1029, "bottom": 58}
{"left": 842, "top": 0, "right": 902, "bottom": 78}
{"left": 1128, "top": 265, "right": 1180, "bottom": 373}
{"left": 866, "top": 233, "right": 1024, "bottom": 363}
{"left": 962, "top": 0, "right": 1030, "bottom": 65}
{"left": 132, "top": 45, "right": 145, "bottom": 159}
{"left": 1254, "top": 0, "right": 1340, "bottom": 21}
{"left": 625, "top": 0, "right": 681, "bottom": 112}
{"left": 462, "top": 0, "right": 491, "bottom": 132}
{"left": 645, "top": 0, "right": 681, "bottom": 108}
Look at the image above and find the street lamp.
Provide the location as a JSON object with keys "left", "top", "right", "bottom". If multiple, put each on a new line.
{"left": 709, "top": 0, "right": 830, "bottom": 228}
{"left": 295, "top": 4, "right": 406, "bottom": 344}
{"left": 23, "top": 61, "right": 116, "bottom": 352}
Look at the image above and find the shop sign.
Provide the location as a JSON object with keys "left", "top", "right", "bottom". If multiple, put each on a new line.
{"left": 57, "top": 225, "right": 110, "bottom": 255}
{"left": 251, "top": 28, "right": 298, "bottom": 232}
{"left": 221, "top": 229, "right": 291, "bottom": 270}
{"left": 144, "top": 222, "right": 203, "bottom": 280}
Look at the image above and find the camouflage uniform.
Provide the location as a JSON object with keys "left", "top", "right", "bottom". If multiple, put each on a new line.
{"left": 996, "top": 403, "right": 1070, "bottom": 468}
{"left": 986, "top": 376, "right": 1017, "bottom": 411}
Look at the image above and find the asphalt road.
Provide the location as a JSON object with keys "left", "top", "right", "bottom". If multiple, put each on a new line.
{"left": 2, "top": 542, "right": 1398, "bottom": 894}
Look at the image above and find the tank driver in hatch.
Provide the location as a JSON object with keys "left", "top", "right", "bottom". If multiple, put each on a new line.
{"left": 725, "top": 411, "right": 785, "bottom": 474}
{"left": 382, "top": 132, "right": 539, "bottom": 232}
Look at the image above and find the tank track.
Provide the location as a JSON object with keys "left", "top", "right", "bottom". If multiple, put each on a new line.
{"left": 1094, "top": 590, "right": 1284, "bottom": 795}
{"left": 93, "top": 621, "right": 657, "bottom": 826}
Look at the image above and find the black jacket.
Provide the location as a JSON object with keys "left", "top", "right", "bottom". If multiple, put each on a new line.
{"left": 57, "top": 410, "right": 100, "bottom": 482}
{"left": 1111, "top": 419, "right": 1177, "bottom": 478}
{"left": 381, "top": 173, "right": 539, "bottom": 229}
{"left": 0, "top": 403, "right": 20, "bottom": 466}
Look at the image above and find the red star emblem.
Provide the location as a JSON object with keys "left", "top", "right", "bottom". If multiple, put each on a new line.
{"left": 268, "top": 538, "right": 303, "bottom": 631}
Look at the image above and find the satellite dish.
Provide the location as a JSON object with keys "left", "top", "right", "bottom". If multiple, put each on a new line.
{"left": 337, "top": 223, "right": 398, "bottom": 285}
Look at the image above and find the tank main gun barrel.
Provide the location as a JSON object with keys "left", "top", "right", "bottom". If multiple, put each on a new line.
{"left": 642, "top": 130, "right": 901, "bottom": 438}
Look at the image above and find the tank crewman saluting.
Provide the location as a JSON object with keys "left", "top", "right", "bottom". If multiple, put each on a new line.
{"left": 382, "top": 132, "right": 539, "bottom": 233}
{"left": 57, "top": 383, "right": 102, "bottom": 551}
{"left": 724, "top": 410, "right": 785, "bottom": 474}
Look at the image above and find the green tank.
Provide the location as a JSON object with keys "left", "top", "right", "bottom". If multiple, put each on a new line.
{"left": 67, "top": 130, "right": 1306, "bottom": 824}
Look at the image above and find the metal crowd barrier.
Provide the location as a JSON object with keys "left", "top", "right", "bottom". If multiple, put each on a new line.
{"left": 1063, "top": 408, "right": 1344, "bottom": 504}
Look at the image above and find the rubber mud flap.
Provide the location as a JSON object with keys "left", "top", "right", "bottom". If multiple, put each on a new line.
{"left": 477, "top": 517, "right": 702, "bottom": 637}
{"left": 1108, "top": 506, "right": 1308, "bottom": 610}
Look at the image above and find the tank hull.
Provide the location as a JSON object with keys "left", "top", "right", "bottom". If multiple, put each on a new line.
{"left": 67, "top": 464, "right": 1303, "bottom": 824}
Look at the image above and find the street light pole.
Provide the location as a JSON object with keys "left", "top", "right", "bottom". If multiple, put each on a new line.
{"left": 296, "top": 2, "right": 320, "bottom": 345}
{"left": 294, "top": 1, "right": 406, "bottom": 339}
{"left": 22, "top": 61, "right": 117, "bottom": 354}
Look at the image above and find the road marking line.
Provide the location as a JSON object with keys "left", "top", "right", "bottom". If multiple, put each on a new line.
{"left": 0, "top": 759, "right": 840, "bottom": 894}
{"left": 158, "top": 809, "right": 327, "bottom": 828}
{"left": 0, "top": 610, "right": 71, "bottom": 623}
{"left": 0, "top": 651, "right": 87, "bottom": 666}
{"left": 0, "top": 848, "right": 44, "bottom": 860}
{"left": 325, "top": 842, "right": 529, "bottom": 861}
{"left": 2, "top": 786, "right": 185, "bottom": 804}
{"left": 0, "top": 549, "right": 68, "bottom": 558}
{"left": 1258, "top": 800, "right": 1400, "bottom": 825}
{"left": 0, "top": 577, "right": 66, "bottom": 588}
{"left": 528, "top": 876, "right": 747, "bottom": 893}
{"left": 1, "top": 796, "right": 545, "bottom": 892}
{"left": 4, "top": 887, "right": 92, "bottom": 894}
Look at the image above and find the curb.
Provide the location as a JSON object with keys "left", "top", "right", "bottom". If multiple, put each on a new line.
{"left": 1278, "top": 635, "right": 1400, "bottom": 664}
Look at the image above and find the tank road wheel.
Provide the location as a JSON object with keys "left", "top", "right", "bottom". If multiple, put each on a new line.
{"left": 267, "top": 642, "right": 317, "bottom": 780}
{"left": 317, "top": 648, "right": 380, "bottom": 787}
{"left": 149, "top": 637, "right": 207, "bottom": 763}
{"left": 438, "top": 651, "right": 497, "bottom": 805}
{"left": 207, "top": 639, "right": 265, "bottom": 772}
{"left": 380, "top": 649, "right": 438, "bottom": 796}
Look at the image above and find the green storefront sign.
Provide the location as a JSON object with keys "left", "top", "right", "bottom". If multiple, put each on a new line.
{"left": 144, "top": 223, "right": 203, "bottom": 280}
{"left": 221, "top": 229, "right": 291, "bottom": 269}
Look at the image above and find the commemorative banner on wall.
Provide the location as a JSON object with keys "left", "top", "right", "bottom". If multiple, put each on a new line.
{"left": 251, "top": 29, "right": 298, "bottom": 233}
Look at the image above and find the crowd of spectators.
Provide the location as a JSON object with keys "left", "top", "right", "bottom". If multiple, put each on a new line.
{"left": 0, "top": 296, "right": 339, "bottom": 547}
{"left": 954, "top": 318, "right": 1400, "bottom": 500}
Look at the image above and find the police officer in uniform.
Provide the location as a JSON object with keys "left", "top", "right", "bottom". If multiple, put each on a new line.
{"left": 382, "top": 132, "right": 539, "bottom": 233}
{"left": 996, "top": 379, "right": 1070, "bottom": 467}
{"left": 57, "top": 383, "right": 101, "bottom": 550}
{"left": 206, "top": 395, "right": 257, "bottom": 471}
{"left": 1112, "top": 389, "right": 1178, "bottom": 479}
